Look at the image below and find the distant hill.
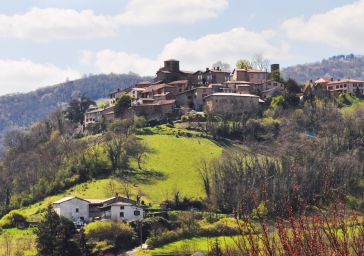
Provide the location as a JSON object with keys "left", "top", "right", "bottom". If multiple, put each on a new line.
{"left": 0, "top": 73, "right": 152, "bottom": 151}
{"left": 281, "top": 54, "right": 364, "bottom": 84}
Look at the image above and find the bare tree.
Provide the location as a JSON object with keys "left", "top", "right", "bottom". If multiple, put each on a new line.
{"left": 251, "top": 53, "right": 270, "bottom": 71}
{"left": 198, "top": 158, "right": 211, "bottom": 199}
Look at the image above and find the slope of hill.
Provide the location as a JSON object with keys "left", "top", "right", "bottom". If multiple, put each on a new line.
{"left": 0, "top": 73, "right": 152, "bottom": 151}
{"left": 281, "top": 54, "right": 364, "bottom": 84}
{"left": 12, "top": 134, "right": 222, "bottom": 220}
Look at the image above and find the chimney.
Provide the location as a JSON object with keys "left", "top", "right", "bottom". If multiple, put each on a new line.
{"left": 206, "top": 68, "right": 210, "bottom": 72}
{"left": 331, "top": 77, "right": 334, "bottom": 81}
{"left": 115, "top": 193, "right": 119, "bottom": 198}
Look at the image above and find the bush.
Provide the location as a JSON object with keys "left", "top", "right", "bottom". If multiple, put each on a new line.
{"left": 0, "top": 211, "right": 27, "bottom": 228}
{"left": 85, "top": 221, "right": 136, "bottom": 250}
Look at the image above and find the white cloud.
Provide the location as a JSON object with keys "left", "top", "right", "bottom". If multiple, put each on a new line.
{"left": 0, "top": 0, "right": 228, "bottom": 42}
{"left": 89, "top": 27, "right": 292, "bottom": 75}
{"left": 117, "top": 0, "right": 228, "bottom": 25}
{"left": 94, "top": 50, "right": 159, "bottom": 75}
{"left": 159, "top": 27, "right": 290, "bottom": 70}
{"left": 0, "top": 59, "right": 80, "bottom": 95}
{"left": 282, "top": 0, "right": 364, "bottom": 51}
{"left": 78, "top": 50, "right": 94, "bottom": 65}
{"left": 0, "top": 8, "right": 116, "bottom": 42}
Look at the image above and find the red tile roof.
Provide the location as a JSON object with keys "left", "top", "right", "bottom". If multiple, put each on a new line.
{"left": 143, "top": 83, "right": 174, "bottom": 93}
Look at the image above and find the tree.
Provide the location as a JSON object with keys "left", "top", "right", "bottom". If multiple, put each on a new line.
{"left": 36, "top": 206, "right": 82, "bottom": 256}
{"left": 236, "top": 59, "right": 252, "bottom": 69}
{"left": 64, "top": 96, "right": 95, "bottom": 125}
{"left": 36, "top": 205, "right": 61, "bottom": 255}
{"left": 126, "top": 137, "right": 152, "bottom": 170}
{"left": 114, "top": 94, "right": 132, "bottom": 118}
{"left": 270, "top": 69, "right": 281, "bottom": 82}
{"left": 251, "top": 53, "right": 270, "bottom": 71}
{"left": 285, "top": 78, "right": 302, "bottom": 94}
{"left": 78, "top": 229, "right": 91, "bottom": 256}
{"left": 105, "top": 134, "right": 128, "bottom": 172}
{"left": 212, "top": 61, "right": 231, "bottom": 71}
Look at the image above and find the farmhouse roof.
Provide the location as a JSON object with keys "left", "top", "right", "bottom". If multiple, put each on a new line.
{"left": 53, "top": 196, "right": 89, "bottom": 204}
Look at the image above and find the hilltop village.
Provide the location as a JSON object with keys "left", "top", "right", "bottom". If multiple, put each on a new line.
{"left": 84, "top": 59, "right": 364, "bottom": 127}
{"left": 84, "top": 59, "right": 285, "bottom": 126}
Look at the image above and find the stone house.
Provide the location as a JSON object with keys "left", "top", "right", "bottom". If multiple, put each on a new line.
{"left": 204, "top": 93, "right": 262, "bottom": 116}
{"left": 195, "top": 67, "right": 230, "bottom": 86}
{"left": 155, "top": 59, "right": 194, "bottom": 85}
{"left": 84, "top": 107, "right": 103, "bottom": 126}
{"left": 304, "top": 78, "right": 364, "bottom": 96}
{"left": 175, "top": 86, "right": 213, "bottom": 111}
{"left": 141, "top": 83, "right": 177, "bottom": 99}
{"left": 231, "top": 68, "right": 268, "bottom": 84}
{"left": 132, "top": 99, "right": 176, "bottom": 120}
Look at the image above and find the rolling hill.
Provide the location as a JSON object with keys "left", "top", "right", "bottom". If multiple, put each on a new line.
{"left": 281, "top": 54, "right": 364, "bottom": 84}
{"left": 0, "top": 73, "right": 152, "bottom": 152}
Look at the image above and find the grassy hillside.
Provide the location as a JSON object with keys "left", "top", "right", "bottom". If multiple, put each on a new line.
{"left": 12, "top": 134, "right": 222, "bottom": 220}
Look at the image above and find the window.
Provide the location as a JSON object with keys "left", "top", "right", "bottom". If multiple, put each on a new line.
{"left": 134, "top": 210, "right": 141, "bottom": 216}
{"left": 120, "top": 206, "right": 124, "bottom": 210}
{"left": 75, "top": 208, "right": 79, "bottom": 213}
{"left": 120, "top": 212, "right": 124, "bottom": 218}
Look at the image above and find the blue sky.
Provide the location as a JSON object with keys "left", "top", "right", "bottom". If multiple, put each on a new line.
{"left": 0, "top": 0, "right": 362, "bottom": 95}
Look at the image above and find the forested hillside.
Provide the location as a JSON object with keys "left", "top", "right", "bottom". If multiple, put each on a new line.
{"left": 282, "top": 54, "right": 364, "bottom": 84}
{"left": 0, "top": 73, "right": 152, "bottom": 152}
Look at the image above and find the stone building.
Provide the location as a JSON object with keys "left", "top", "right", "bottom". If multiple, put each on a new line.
{"left": 204, "top": 93, "right": 262, "bottom": 116}
{"left": 155, "top": 59, "right": 194, "bottom": 85}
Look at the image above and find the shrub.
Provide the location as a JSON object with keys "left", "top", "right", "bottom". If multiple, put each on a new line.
{"left": 85, "top": 221, "right": 136, "bottom": 250}
{"left": 0, "top": 211, "right": 27, "bottom": 228}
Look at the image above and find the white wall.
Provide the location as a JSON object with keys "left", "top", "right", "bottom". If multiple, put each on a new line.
{"left": 56, "top": 198, "right": 89, "bottom": 222}
{"left": 110, "top": 205, "right": 144, "bottom": 222}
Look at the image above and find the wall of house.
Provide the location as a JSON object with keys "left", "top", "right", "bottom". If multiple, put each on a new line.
{"left": 193, "top": 87, "right": 212, "bottom": 110}
{"left": 233, "top": 70, "right": 248, "bottom": 81}
{"left": 175, "top": 91, "right": 194, "bottom": 109}
{"left": 110, "top": 205, "right": 144, "bottom": 222}
{"left": 133, "top": 103, "right": 175, "bottom": 120}
{"left": 55, "top": 198, "right": 89, "bottom": 222}
{"left": 248, "top": 72, "right": 267, "bottom": 84}
{"left": 205, "top": 95, "right": 260, "bottom": 116}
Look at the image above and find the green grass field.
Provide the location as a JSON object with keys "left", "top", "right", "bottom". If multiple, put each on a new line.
{"left": 138, "top": 134, "right": 222, "bottom": 202}
{"left": 10, "top": 134, "right": 222, "bottom": 220}
{"left": 150, "top": 236, "right": 238, "bottom": 255}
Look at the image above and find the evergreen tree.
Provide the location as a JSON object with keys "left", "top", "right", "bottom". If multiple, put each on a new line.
{"left": 36, "top": 205, "right": 83, "bottom": 256}
{"left": 114, "top": 94, "right": 133, "bottom": 118}
{"left": 79, "top": 229, "right": 92, "bottom": 256}
{"left": 64, "top": 96, "right": 95, "bottom": 125}
{"left": 36, "top": 205, "right": 61, "bottom": 256}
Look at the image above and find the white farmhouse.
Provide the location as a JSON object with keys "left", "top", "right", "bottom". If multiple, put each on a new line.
{"left": 52, "top": 196, "right": 89, "bottom": 223}
{"left": 52, "top": 196, "right": 145, "bottom": 223}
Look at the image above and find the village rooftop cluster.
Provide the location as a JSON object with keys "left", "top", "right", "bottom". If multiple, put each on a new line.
{"left": 84, "top": 59, "right": 285, "bottom": 125}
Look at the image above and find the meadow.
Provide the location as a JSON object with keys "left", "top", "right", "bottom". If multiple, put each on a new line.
{"left": 8, "top": 134, "right": 222, "bottom": 220}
